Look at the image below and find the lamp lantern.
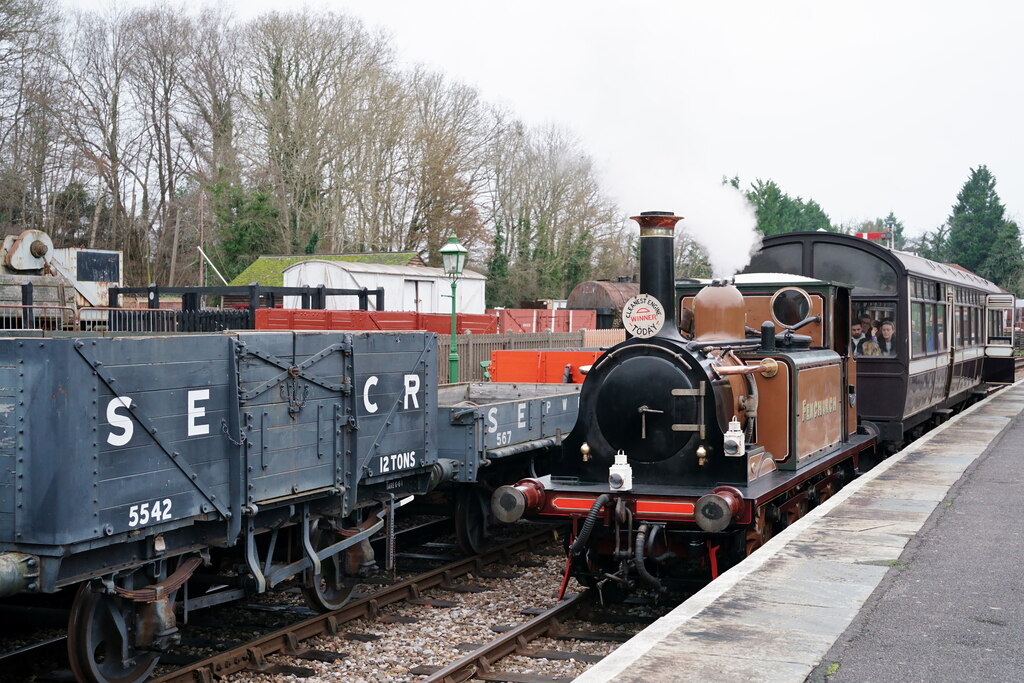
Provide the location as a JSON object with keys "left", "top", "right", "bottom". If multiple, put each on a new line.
{"left": 439, "top": 235, "right": 468, "bottom": 383}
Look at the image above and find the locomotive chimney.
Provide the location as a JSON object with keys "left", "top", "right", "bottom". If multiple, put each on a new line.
{"left": 630, "top": 211, "right": 684, "bottom": 339}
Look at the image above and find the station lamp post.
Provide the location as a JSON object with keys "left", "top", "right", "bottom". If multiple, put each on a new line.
{"left": 439, "top": 235, "right": 468, "bottom": 383}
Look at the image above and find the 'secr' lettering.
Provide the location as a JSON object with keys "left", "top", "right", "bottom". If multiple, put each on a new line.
{"left": 107, "top": 396, "right": 134, "bottom": 446}
{"left": 106, "top": 391, "right": 212, "bottom": 447}
{"left": 361, "top": 374, "right": 423, "bottom": 414}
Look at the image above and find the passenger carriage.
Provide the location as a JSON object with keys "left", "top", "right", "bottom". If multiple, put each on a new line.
{"left": 745, "top": 232, "right": 1015, "bottom": 444}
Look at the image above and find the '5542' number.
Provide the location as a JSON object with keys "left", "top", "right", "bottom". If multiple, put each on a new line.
{"left": 128, "top": 499, "right": 172, "bottom": 528}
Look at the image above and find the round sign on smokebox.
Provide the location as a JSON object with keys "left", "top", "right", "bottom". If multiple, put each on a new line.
{"left": 622, "top": 294, "right": 665, "bottom": 338}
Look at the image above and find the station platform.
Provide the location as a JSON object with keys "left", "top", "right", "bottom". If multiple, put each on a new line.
{"left": 576, "top": 381, "right": 1024, "bottom": 683}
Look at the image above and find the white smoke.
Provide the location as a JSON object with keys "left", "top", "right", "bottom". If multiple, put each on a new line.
{"left": 678, "top": 180, "right": 760, "bottom": 279}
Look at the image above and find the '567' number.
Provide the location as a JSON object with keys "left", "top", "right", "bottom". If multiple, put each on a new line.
{"left": 128, "top": 499, "right": 173, "bottom": 528}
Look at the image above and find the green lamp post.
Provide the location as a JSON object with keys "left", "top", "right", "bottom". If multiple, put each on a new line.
{"left": 439, "top": 235, "right": 468, "bottom": 383}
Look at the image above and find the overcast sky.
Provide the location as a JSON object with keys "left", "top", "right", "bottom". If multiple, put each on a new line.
{"left": 80, "top": 0, "right": 1024, "bottom": 236}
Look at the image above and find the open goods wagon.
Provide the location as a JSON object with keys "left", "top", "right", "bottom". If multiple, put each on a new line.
{"left": 0, "top": 329, "right": 579, "bottom": 683}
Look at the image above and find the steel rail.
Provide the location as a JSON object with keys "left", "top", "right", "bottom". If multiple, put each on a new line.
{"left": 151, "top": 526, "right": 558, "bottom": 683}
{"left": 422, "top": 590, "right": 590, "bottom": 683}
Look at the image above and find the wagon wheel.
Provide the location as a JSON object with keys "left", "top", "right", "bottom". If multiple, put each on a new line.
{"left": 302, "top": 527, "right": 358, "bottom": 612}
{"left": 455, "top": 486, "right": 492, "bottom": 555}
{"left": 67, "top": 582, "right": 159, "bottom": 683}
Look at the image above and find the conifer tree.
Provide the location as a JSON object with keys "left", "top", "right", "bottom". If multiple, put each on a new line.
{"left": 945, "top": 165, "right": 1005, "bottom": 274}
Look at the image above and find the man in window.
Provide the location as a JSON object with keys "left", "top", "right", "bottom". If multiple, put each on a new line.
{"left": 851, "top": 321, "right": 867, "bottom": 355}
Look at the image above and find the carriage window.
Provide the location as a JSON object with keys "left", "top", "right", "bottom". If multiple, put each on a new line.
{"left": 989, "top": 309, "right": 1012, "bottom": 344}
{"left": 746, "top": 244, "right": 802, "bottom": 276}
{"left": 955, "top": 307, "right": 964, "bottom": 345}
{"left": 924, "top": 304, "right": 936, "bottom": 352}
{"left": 936, "top": 305, "right": 947, "bottom": 351}
{"left": 911, "top": 303, "right": 925, "bottom": 356}
{"left": 856, "top": 300, "right": 899, "bottom": 358}
{"left": 812, "top": 245, "right": 897, "bottom": 296}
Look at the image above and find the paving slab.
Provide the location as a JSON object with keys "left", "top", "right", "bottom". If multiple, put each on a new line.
{"left": 577, "top": 382, "right": 1024, "bottom": 683}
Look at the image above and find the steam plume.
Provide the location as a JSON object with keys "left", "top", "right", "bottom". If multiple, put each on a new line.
{"left": 679, "top": 181, "right": 760, "bottom": 278}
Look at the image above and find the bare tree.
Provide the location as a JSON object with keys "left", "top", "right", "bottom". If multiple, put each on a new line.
{"left": 125, "top": 4, "right": 195, "bottom": 285}
{"left": 58, "top": 7, "right": 145, "bottom": 274}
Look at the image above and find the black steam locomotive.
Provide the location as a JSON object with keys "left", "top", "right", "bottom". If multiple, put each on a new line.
{"left": 492, "top": 212, "right": 874, "bottom": 599}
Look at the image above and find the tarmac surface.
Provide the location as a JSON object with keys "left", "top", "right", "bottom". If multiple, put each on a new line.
{"left": 575, "top": 381, "right": 1024, "bottom": 683}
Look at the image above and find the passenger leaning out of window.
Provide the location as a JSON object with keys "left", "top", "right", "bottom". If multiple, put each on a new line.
{"left": 876, "top": 319, "right": 896, "bottom": 356}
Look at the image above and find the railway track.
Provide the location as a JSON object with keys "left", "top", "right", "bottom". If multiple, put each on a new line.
{"left": 0, "top": 514, "right": 472, "bottom": 682}
{"left": 416, "top": 589, "right": 674, "bottom": 683}
{"left": 151, "top": 526, "right": 560, "bottom": 683}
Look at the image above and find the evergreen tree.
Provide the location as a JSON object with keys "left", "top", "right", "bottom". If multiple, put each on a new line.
{"left": 981, "top": 220, "right": 1024, "bottom": 295}
{"left": 744, "top": 179, "right": 835, "bottom": 235}
{"left": 211, "top": 183, "right": 280, "bottom": 281}
{"left": 945, "top": 166, "right": 1005, "bottom": 273}
{"left": 913, "top": 223, "right": 951, "bottom": 263}
{"left": 485, "top": 222, "right": 511, "bottom": 308}
{"left": 857, "top": 212, "right": 907, "bottom": 250}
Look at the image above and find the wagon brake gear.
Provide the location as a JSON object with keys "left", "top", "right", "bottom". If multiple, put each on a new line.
{"left": 300, "top": 495, "right": 413, "bottom": 611}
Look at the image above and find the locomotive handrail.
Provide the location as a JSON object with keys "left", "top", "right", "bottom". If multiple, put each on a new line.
{"left": 785, "top": 314, "right": 821, "bottom": 332}
{"left": 714, "top": 357, "right": 779, "bottom": 378}
{"left": 592, "top": 341, "right": 692, "bottom": 373}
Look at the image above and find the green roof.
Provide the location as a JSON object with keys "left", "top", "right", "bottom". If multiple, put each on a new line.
{"left": 228, "top": 253, "right": 420, "bottom": 287}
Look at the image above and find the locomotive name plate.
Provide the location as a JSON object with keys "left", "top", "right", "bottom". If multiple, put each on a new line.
{"left": 622, "top": 294, "right": 665, "bottom": 338}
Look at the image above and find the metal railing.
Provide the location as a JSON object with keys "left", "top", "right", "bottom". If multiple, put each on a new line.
{"left": 77, "top": 307, "right": 255, "bottom": 333}
{"left": 0, "top": 305, "right": 77, "bottom": 331}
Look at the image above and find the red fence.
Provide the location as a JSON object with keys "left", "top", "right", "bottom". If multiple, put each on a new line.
{"left": 492, "top": 308, "right": 597, "bottom": 334}
{"left": 255, "top": 309, "right": 498, "bottom": 334}
{"left": 489, "top": 349, "right": 604, "bottom": 383}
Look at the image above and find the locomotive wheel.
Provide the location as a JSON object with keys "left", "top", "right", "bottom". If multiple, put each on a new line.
{"left": 302, "top": 528, "right": 357, "bottom": 612}
{"left": 785, "top": 500, "right": 808, "bottom": 526}
{"left": 455, "top": 486, "right": 491, "bottom": 555}
{"left": 67, "top": 582, "right": 159, "bottom": 683}
{"left": 745, "top": 506, "right": 771, "bottom": 557}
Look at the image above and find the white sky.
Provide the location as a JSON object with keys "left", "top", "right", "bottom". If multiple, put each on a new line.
{"left": 78, "top": 0, "right": 1024, "bottom": 236}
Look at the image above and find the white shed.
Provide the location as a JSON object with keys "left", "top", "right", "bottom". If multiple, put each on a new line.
{"left": 282, "top": 259, "right": 487, "bottom": 314}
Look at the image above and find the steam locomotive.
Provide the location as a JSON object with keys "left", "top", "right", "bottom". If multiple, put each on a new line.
{"left": 491, "top": 212, "right": 875, "bottom": 598}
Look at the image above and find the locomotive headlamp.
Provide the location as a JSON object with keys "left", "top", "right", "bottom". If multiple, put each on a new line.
{"left": 608, "top": 450, "right": 633, "bottom": 491}
{"left": 723, "top": 416, "right": 745, "bottom": 457}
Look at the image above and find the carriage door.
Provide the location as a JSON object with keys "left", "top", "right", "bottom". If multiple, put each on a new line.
{"left": 236, "top": 333, "right": 352, "bottom": 504}
{"left": 944, "top": 287, "right": 955, "bottom": 398}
